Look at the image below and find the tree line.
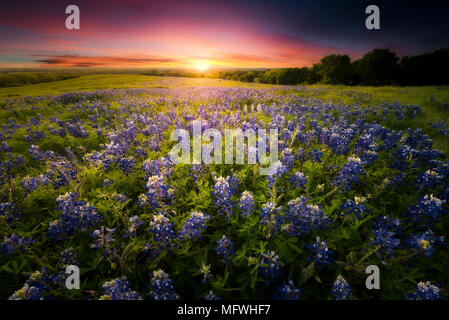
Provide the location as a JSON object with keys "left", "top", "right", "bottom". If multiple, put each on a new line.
{"left": 1, "top": 47, "right": 448, "bottom": 87}
{"left": 216, "top": 48, "right": 449, "bottom": 86}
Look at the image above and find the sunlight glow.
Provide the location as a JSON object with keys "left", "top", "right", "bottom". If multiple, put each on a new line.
{"left": 194, "top": 60, "right": 210, "bottom": 72}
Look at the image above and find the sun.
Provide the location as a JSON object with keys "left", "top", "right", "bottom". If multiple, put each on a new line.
{"left": 194, "top": 60, "right": 209, "bottom": 72}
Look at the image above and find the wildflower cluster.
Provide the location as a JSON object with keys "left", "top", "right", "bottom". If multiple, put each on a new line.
{"left": 340, "top": 196, "right": 368, "bottom": 220}
{"left": 100, "top": 277, "right": 142, "bottom": 300}
{"left": 273, "top": 280, "right": 302, "bottom": 300}
{"left": 179, "top": 211, "right": 211, "bottom": 241}
{"left": 212, "top": 175, "right": 239, "bottom": 216}
{"left": 239, "top": 191, "right": 255, "bottom": 217}
{"left": 47, "top": 192, "right": 102, "bottom": 241}
{"left": 331, "top": 275, "right": 352, "bottom": 300}
{"left": 305, "top": 237, "right": 334, "bottom": 269}
{"left": 369, "top": 215, "right": 401, "bottom": 263}
{"left": 215, "top": 235, "right": 235, "bottom": 262}
{"left": 406, "top": 281, "right": 441, "bottom": 300}
{"left": 149, "top": 269, "right": 180, "bottom": 300}
{"left": 333, "top": 156, "right": 363, "bottom": 191}
{"left": 258, "top": 251, "right": 281, "bottom": 283}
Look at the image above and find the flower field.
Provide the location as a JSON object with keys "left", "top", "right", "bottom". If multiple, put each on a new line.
{"left": 1, "top": 81, "right": 449, "bottom": 300}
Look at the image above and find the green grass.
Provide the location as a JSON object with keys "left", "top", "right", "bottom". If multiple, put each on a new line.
{"left": 0, "top": 74, "right": 277, "bottom": 98}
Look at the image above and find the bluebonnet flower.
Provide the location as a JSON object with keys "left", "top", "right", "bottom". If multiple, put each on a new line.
{"left": 415, "top": 170, "right": 443, "bottom": 190}
{"left": 60, "top": 247, "right": 78, "bottom": 266}
{"left": 239, "top": 191, "right": 255, "bottom": 217}
{"left": 24, "top": 130, "right": 45, "bottom": 144}
{"left": 115, "top": 193, "right": 128, "bottom": 203}
{"left": 429, "top": 119, "right": 449, "bottom": 136}
{"left": 282, "top": 197, "right": 332, "bottom": 237}
{"left": 103, "top": 178, "right": 113, "bottom": 186}
{"left": 149, "top": 269, "right": 180, "bottom": 300}
{"left": 309, "top": 148, "right": 323, "bottom": 163}
{"left": 331, "top": 275, "right": 352, "bottom": 300}
{"left": 281, "top": 148, "right": 295, "bottom": 169}
{"left": 9, "top": 269, "right": 63, "bottom": 300}
{"left": 215, "top": 235, "right": 235, "bottom": 262}
{"left": 135, "top": 146, "right": 147, "bottom": 158}
{"left": 0, "top": 234, "right": 36, "bottom": 255}
{"left": 296, "top": 147, "right": 306, "bottom": 161}
{"left": 258, "top": 251, "right": 281, "bottom": 283}
{"left": 289, "top": 171, "right": 307, "bottom": 189}
{"left": 2, "top": 155, "right": 25, "bottom": 175}
{"left": 403, "top": 128, "right": 433, "bottom": 150}
{"left": 100, "top": 277, "right": 142, "bottom": 300}
{"left": 340, "top": 196, "right": 368, "bottom": 220}
{"left": 369, "top": 215, "right": 401, "bottom": 263}
{"left": 179, "top": 211, "right": 211, "bottom": 241}
{"left": 333, "top": 156, "right": 363, "bottom": 191}
{"left": 260, "top": 202, "right": 282, "bottom": 237}
{"left": 212, "top": 176, "right": 238, "bottom": 216}
{"left": 49, "top": 160, "right": 77, "bottom": 189}
{"left": 266, "top": 161, "right": 288, "bottom": 188}
{"left": 321, "top": 126, "right": 355, "bottom": 155}
{"left": 29, "top": 144, "right": 44, "bottom": 161}
{"left": 0, "top": 141, "right": 12, "bottom": 152}
{"left": 139, "top": 175, "right": 173, "bottom": 208}
{"left": 91, "top": 226, "right": 116, "bottom": 257}
{"left": 21, "top": 175, "right": 50, "bottom": 196}
{"left": 204, "top": 290, "right": 221, "bottom": 300}
{"left": 124, "top": 215, "right": 144, "bottom": 238}
{"left": 189, "top": 164, "right": 207, "bottom": 180}
{"left": 406, "top": 230, "right": 445, "bottom": 258}
{"left": 149, "top": 214, "right": 175, "bottom": 247}
{"left": 273, "top": 279, "right": 302, "bottom": 300}
{"left": 407, "top": 194, "right": 446, "bottom": 224}
{"left": 199, "top": 263, "right": 213, "bottom": 284}
{"left": 66, "top": 122, "right": 89, "bottom": 138}
{"left": 305, "top": 237, "right": 334, "bottom": 269}
{"left": 386, "top": 173, "right": 406, "bottom": 188}
{"left": 361, "top": 150, "right": 378, "bottom": 165}
{"left": 58, "top": 127, "right": 67, "bottom": 137}
{"left": 142, "top": 157, "right": 173, "bottom": 179}
{"left": 406, "top": 282, "right": 441, "bottom": 300}
{"left": 47, "top": 192, "right": 102, "bottom": 241}
{"left": 118, "top": 156, "right": 135, "bottom": 175}
{"left": 0, "top": 202, "right": 22, "bottom": 223}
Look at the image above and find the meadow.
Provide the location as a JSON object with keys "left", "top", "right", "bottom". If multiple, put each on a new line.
{"left": 0, "top": 74, "right": 448, "bottom": 300}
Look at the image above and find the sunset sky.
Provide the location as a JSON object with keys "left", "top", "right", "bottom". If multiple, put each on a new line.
{"left": 1, "top": 0, "right": 448, "bottom": 69}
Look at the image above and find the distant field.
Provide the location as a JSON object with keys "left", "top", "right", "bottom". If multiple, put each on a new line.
{"left": 0, "top": 74, "right": 277, "bottom": 98}
{"left": 1, "top": 74, "right": 448, "bottom": 153}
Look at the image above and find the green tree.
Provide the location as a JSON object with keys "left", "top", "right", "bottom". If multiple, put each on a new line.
{"left": 317, "top": 54, "right": 352, "bottom": 84}
{"left": 353, "top": 49, "right": 399, "bottom": 86}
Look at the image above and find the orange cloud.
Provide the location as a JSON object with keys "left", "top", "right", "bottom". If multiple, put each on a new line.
{"left": 34, "top": 55, "right": 179, "bottom": 67}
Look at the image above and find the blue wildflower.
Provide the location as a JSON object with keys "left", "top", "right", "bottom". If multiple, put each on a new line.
{"left": 406, "top": 281, "right": 441, "bottom": 300}
{"left": 258, "top": 251, "right": 281, "bottom": 283}
{"left": 149, "top": 269, "right": 180, "bottom": 300}
{"left": 273, "top": 279, "right": 302, "bottom": 300}
{"left": 406, "top": 230, "right": 445, "bottom": 258}
{"left": 305, "top": 237, "right": 334, "bottom": 269}
{"left": 215, "top": 235, "right": 235, "bottom": 262}
{"left": 289, "top": 171, "right": 307, "bottom": 189}
{"left": 331, "top": 275, "right": 352, "bottom": 300}
{"left": 340, "top": 196, "right": 368, "bottom": 220}
{"left": 100, "top": 277, "right": 142, "bottom": 300}
{"left": 369, "top": 215, "right": 401, "bottom": 263}
{"left": 179, "top": 211, "right": 211, "bottom": 241}
{"left": 239, "top": 191, "right": 255, "bottom": 217}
